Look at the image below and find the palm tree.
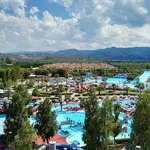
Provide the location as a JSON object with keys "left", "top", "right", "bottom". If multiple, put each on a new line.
{"left": 112, "top": 103, "right": 122, "bottom": 147}
{"left": 36, "top": 78, "right": 40, "bottom": 88}
{"left": 93, "top": 74, "right": 98, "bottom": 83}
{"left": 58, "top": 84, "right": 64, "bottom": 111}
{"left": 75, "top": 77, "right": 82, "bottom": 93}
{"left": 41, "top": 76, "right": 44, "bottom": 86}
{"left": 124, "top": 86, "right": 131, "bottom": 95}
{"left": 112, "top": 83, "right": 116, "bottom": 92}
{"left": 55, "top": 74, "right": 59, "bottom": 86}
{"left": 44, "top": 76, "right": 49, "bottom": 91}
{"left": 97, "top": 84, "right": 104, "bottom": 95}
{"left": 80, "top": 75, "right": 84, "bottom": 89}
{"left": 137, "top": 82, "right": 145, "bottom": 95}
{"left": 6, "top": 87, "right": 11, "bottom": 100}
{"left": 64, "top": 72, "right": 69, "bottom": 94}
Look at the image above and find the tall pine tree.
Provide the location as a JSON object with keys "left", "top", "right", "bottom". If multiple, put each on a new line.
{"left": 112, "top": 103, "right": 122, "bottom": 146}
{"left": 131, "top": 91, "right": 150, "bottom": 148}
{"left": 82, "top": 87, "right": 114, "bottom": 150}
{"left": 82, "top": 87, "right": 101, "bottom": 150}
{"left": 4, "top": 85, "right": 31, "bottom": 143}
{"left": 35, "top": 98, "right": 57, "bottom": 143}
{"left": 9, "top": 120, "right": 35, "bottom": 150}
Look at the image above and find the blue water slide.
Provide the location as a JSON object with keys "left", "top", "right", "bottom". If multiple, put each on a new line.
{"left": 56, "top": 140, "right": 81, "bottom": 150}
{"left": 114, "top": 73, "right": 127, "bottom": 79}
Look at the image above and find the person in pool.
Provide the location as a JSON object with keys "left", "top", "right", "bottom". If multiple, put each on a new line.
{"left": 66, "top": 130, "right": 70, "bottom": 136}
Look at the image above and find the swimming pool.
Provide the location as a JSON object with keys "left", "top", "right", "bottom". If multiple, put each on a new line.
{"left": 0, "top": 114, "right": 6, "bottom": 134}
{"left": 84, "top": 76, "right": 103, "bottom": 84}
{"left": 57, "top": 112, "right": 85, "bottom": 124}
{"left": 55, "top": 99, "right": 135, "bottom": 146}
{"left": 0, "top": 99, "right": 136, "bottom": 147}
{"left": 106, "top": 78, "right": 127, "bottom": 84}
{"left": 52, "top": 103, "right": 80, "bottom": 112}
{"left": 67, "top": 132, "right": 85, "bottom": 147}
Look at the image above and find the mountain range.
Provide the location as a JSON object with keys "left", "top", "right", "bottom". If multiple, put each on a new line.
{"left": 6, "top": 47, "right": 150, "bottom": 60}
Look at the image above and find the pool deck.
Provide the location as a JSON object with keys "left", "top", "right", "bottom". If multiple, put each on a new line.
{"left": 36, "top": 134, "right": 68, "bottom": 145}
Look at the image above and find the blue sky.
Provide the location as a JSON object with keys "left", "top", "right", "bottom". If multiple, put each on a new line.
{"left": 26, "top": 0, "right": 70, "bottom": 19}
{"left": 0, "top": 0, "right": 150, "bottom": 52}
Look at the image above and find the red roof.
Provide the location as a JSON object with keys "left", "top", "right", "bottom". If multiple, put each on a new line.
{"left": 32, "top": 96, "right": 39, "bottom": 100}
{"left": 42, "top": 63, "right": 115, "bottom": 69}
{"left": 36, "top": 134, "right": 68, "bottom": 145}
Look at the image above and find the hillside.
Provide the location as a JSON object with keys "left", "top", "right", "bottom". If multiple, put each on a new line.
{"left": 55, "top": 47, "right": 150, "bottom": 60}
{"left": 6, "top": 47, "right": 150, "bottom": 60}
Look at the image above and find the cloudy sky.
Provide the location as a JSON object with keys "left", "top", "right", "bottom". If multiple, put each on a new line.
{"left": 0, "top": 0, "right": 150, "bottom": 52}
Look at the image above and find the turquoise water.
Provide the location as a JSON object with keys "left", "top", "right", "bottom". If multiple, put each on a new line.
{"left": 84, "top": 76, "right": 102, "bottom": 84}
{"left": 56, "top": 99, "right": 135, "bottom": 146}
{"left": 97, "top": 76, "right": 103, "bottom": 83}
{"left": 127, "top": 70, "right": 150, "bottom": 89}
{"left": 52, "top": 103, "right": 80, "bottom": 112}
{"left": 138, "top": 70, "right": 150, "bottom": 83}
{"left": 0, "top": 114, "right": 6, "bottom": 134}
{"left": 84, "top": 73, "right": 127, "bottom": 84}
{"left": 114, "top": 73, "right": 127, "bottom": 79}
{"left": 0, "top": 99, "right": 136, "bottom": 147}
{"left": 84, "top": 78, "right": 96, "bottom": 84}
{"left": 67, "top": 131, "right": 85, "bottom": 147}
{"left": 57, "top": 112, "right": 85, "bottom": 124}
{"left": 106, "top": 78, "right": 127, "bottom": 84}
{"left": 126, "top": 83, "right": 137, "bottom": 89}
{"left": 28, "top": 102, "right": 35, "bottom": 107}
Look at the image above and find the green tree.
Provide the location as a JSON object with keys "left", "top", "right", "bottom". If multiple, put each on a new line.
{"left": 82, "top": 87, "right": 102, "bottom": 150}
{"left": 112, "top": 103, "right": 122, "bottom": 146}
{"left": 4, "top": 85, "right": 31, "bottom": 143}
{"left": 1, "top": 69, "right": 12, "bottom": 89}
{"left": 6, "top": 87, "right": 12, "bottom": 99}
{"left": 35, "top": 98, "right": 57, "bottom": 143}
{"left": 34, "top": 68, "right": 49, "bottom": 76}
{"left": 32, "top": 87, "right": 40, "bottom": 96}
{"left": 137, "top": 82, "right": 145, "bottom": 95}
{"left": 80, "top": 75, "right": 84, "bottom": 89}
{"left": 36, "top": 78, "right": 41, "bottom": 88}
{"left": 100, "top": 97, "right": 114, "bottom": 150}
{"left": 55, "top": 74, "right": 59, "bottom": 85}
{"left": 97, "top": 84, "right": 104, "bottom": 95}
{"left": 5, "top": 57, "right": 13, "bottom": 64}
{"left": 82, "top": 87, "right": 114, "bottom": 150}
{"left": 75, "top": 76, "right": 82, "bottom": 93}
{"left": 23, "top": 69, "right": 31, "bottom": 79}
{"left": 112, "top": 84, "right": 116, "bottom": 92}
{"left": 145, "top": 63, "right": 150, "bottom": 69}
{"left": 64, "top": 70, "right": 69, "bottom": 93}
{"left": 9, "top": 120, "right": 35, "bottom": 150}
{"left": 124, "top": 86, "right": 131, "bottom": 95}
{"left": 58, "top": 84, "right": 64, "bottom": 111}
{"left": 131, "top": 91, "right": 150, "bottom": 149}
{"left": 27, "top": 79, "right": 34, "bottom": 88}
{"left": 15, "top": 84, "right": 31, "bottom": 105}
{"left": 11, "top": 66, "right": 23, "bottom": 81}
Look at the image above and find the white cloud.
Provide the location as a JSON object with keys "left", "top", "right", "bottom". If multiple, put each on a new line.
{"left": 49, "top": 0, "right": 72, "bottom": 8}
{"left": 30, "top": 7, "right": 39, "bottom": 15}
{"left": 0, "top": 0, "right": 26, "bottom": 17}
{"left": 0, "top": 0, "right": 150, "bottom": 52}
